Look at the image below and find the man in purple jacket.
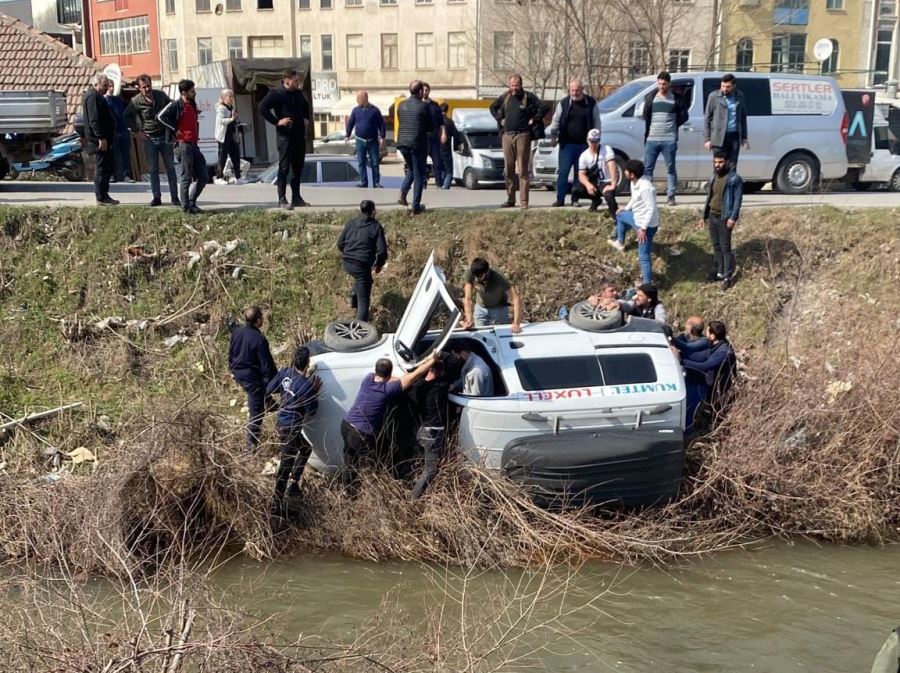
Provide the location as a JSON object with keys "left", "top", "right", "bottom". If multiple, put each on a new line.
{"left": 345, "top": 90, "right": 386, "bottom": 188}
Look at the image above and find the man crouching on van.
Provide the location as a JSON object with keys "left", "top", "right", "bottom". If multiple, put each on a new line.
{"left": 341, "top": 354, "right": 437, "bottom": 495}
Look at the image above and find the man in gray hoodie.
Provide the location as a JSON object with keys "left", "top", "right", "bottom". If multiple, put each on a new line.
{"left": 337, "top": 200, "right": 388, "bottom": 321}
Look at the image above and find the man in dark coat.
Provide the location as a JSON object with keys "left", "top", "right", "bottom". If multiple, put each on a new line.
{"left": 229, "top": 306, "right": 278, "bottom": 450}
{"left": 337, "top": 199, "right": 388, "bottom": 322}
{"left": 82, "top": 73, "right": 117, "bottom": 205}
{"left": 259, "top": 69, "right": 311, "bottom": 210}
{"left": 395, "top": 80, "right": 434, "bottom": 215}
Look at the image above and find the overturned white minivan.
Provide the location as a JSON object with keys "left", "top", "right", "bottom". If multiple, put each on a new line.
{"left": 303, "top": 255, "right": 686, "bottom": 507}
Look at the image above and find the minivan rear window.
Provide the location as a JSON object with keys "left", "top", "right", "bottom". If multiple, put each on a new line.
{"left": 702, "top": 78, "right": 772, "bottom": 116}
{"left": 515, "top": 354, "right": 658, "bottom": 391}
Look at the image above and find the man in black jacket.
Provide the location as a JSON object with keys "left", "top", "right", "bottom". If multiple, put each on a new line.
{"left": 396, "top": 80, "right": 434, "bottom": 215}
{"left": 229, "top": 306, "right": 279, "bottom": 450}
{"left": 82, "top": 73, "right": 118, "bottom": 206}
{"left": 548, "top": 78, "right": 602, "bottom": 207}
{"left": 258, "top": 69, "right": 311, "bottom": 210}
{"left": 126, "top": 74, "right": 179, "bottom": 207}
{"left": 422, "top": 83, "right": 446, "bottom": 188}
{"left": 337, "top": 199, "right": 388, "bottom": 321}
{"left": 490, "top": 73, "right": 545, "bottom": 209}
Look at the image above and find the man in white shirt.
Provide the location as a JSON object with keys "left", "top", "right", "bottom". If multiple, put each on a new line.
{"left": 450, "top": 347, "right": 494, "bottom": 397}
{"left": 607, "top": 159, "right": 659, "bottom": 284}
{"left": 570, "top": 129, "right": 619, "bottom": 218}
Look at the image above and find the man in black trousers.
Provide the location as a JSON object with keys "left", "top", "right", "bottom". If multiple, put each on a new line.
{"left": 337, "top": 199, "right": 388, "bottom": 322}
{"left": 82, "top": 73, "right": 118, "bottom": 206}
{"left": 229, "top": 306, "right": 278, "bottom": 450}
{"left": 259, "top": 69, "right": 311, "bottom": 210}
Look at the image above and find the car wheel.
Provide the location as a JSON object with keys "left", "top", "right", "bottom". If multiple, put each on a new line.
{"left": 774, "top": 152, "right": 819, "bottom": 194}
{"left": 324, "top": 319, "right": 381, "bottom": 351}
{"left": 742, "top": 181, "right": 765, "bottom": 194}
{"left": 612, "top": 153, "right": 628, "bottom": 195}
{"left": 463, "top": 168, "right": 478, "bottom": 190}
{"left": 890, "top": 169, "right": 900, "bottom": 192}
{"left": 567, "top": 301, "right": 624, "bottom": 332}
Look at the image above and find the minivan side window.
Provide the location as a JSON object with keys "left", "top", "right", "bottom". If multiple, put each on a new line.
{"left": 515, "top": 356, "right": 603, "bottom": 391}
{"left": 702, "top": 78, "right": 772, "bottom": 116}
{"left": 596, "top": 354, "right": 657, "bottom": 385}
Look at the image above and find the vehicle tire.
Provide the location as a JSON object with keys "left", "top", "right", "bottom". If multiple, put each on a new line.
{"left": 742, "top": 181, "right": 765, "bottom": 194}
{"left": 323, "top": 319, "right": 381, "bottom": 351}
{"left": 463, "top": 168, "right": 478, "bottom": 190}
{"left": 890, "top": 169, "right": 900, "bottom": 192}
{"left": 567, "top": 301, "right": 624, "bottom": 332}
{"left": 62, "top": 158, "right": 85, "bottom": 182}
{"left": 612, "top": 153, "right": 628, "bottom": 195}
{"left": 774, "top": 152, "right": 819, "bottom": 194}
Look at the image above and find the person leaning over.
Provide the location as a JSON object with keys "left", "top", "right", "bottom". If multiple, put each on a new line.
{"left": 607, "top": 160, "right": 659, "bottom": 285}
{"left": 548, "top": 78, "right": 602, "bottom": 208}
{"left": 490, "top": 73, "right": 546, "bottom": 209}
{"left": 266, "top": 346, "right": 322, "bottom": 504}
{"left": 228, "top": 306, "right": 278, "bottom": 450}
{"left": 341, "top": 354, "right": 437, "bottom": 494}
{"left": 126, "top": 75, "right": 179, "bottom": 207}
{"left": 680, "top": 320, "right": 737, "bottom": 415}
{"left": 337, "top": 199, "right": 388, "bottom": 322}
{"left": 698, "top": 150, "right": 743, "bottom": 290}
{"left": 461, "top": 258, "right": 522, "bottom": 333}
{"left": 410, "top": 357, "right": 451, "bottom": 499}
{"left": 157, "top": 79, "right": 207, "bottom": 215}
{"left": 571, "top": 129, "right": 619, "bottom": 217}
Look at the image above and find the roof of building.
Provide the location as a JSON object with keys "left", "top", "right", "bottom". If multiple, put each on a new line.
{"left": 0, "top": 12, "right": 102, "bottom": 129}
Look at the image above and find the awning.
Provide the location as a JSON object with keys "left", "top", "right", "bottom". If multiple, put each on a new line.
{"left": 186, "top": 57, "right": 312, "bottom": 94}
{"left": 327, "top": 93, "right": 400, "bottom": 117}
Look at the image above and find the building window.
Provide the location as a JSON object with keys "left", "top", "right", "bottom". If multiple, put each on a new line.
{"left": 196, "top": 0, "right": 211, "bottom": 12}
{"left": 346, "top": 34, "right": 364, "bottom": 70}
{"left": 826, "top": 0, "right": 843, "bottom": 8}
{"left": 258, "top": 0, "right": 273, "bottom": 8}
{"left": 99, "top": 16, "right": 151, "bottom": 56}
{"left": 321, "top": 34, "right": 333, "bottom": 70}
{"left": 416, "top": 32, "right": 434, "bottom": 69}
{"left": 821, "top": 38, "right": 838, "bottom": 74}
{"left": 299, "top": 0, "right": 310, "bottom": 7}
{"left": 668, "top": 49, "right": 690, "bottom": 72}
{"left": 628, "top": 41, "right": 650, "bottom": 78}
{"left": 448, "top": 0, "right": 466, "bottom": 4}
{"left": 299, "top": 34, "right": 311, "bottom": 58}
{"left": 226, "top": 0, "right": 241, "bottom": 9}
{"left": 771, "top": 33, "right": 806, "bottom": 72}
{"left": 448, "top": 31, "right": 466, "bottom": 69}
{"left": 381, "top": 0, "right": 398, "bottom": 4}
{"left": 248, "top": 35, "right": 284, "bottom": 57}
{"left": 773, "top": 0, "right": 809, "bottom": 25}
{"left": 381, "top": 33, "right": 398, "bottom": 69}
{"left": 873, "top": 28, "right": 894, "bottom": 84}
{"left": 529, "top": 32, "right": 551, "bottom": 70}
{"left": 165, "top": 0, "right": 175, "bottom": 13}
{"left": 197, "top": 37, "right": 213, "bottom": 65}
{"left": 736, "top": 38, "right": 753, "bottom": 71}
{"left": 57, "top": 0, "right": 82, "bottom": 23}
{"left": 346, "top": 0, "right": 362, "bottom": 5}
{"left": 321, "top": 0, "right": 332, "bottom": 8}
{"left": 879, "top": 1, "right": 897, "bottom": 17}
{"left": 228, "top": 36, "right": 243, "bottom": 59}
{"left": 416, "top": 0, "right": 433, "bottom": 4}
{"left": 165, "top": 39, "right": 178, "bottom": 73}
{"left": 493, "top": 31, "right": 514, "bottom": 70}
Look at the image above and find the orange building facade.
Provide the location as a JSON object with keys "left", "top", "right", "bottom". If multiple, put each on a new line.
{"left": 88, "top": 0, "right": 161, "bottom": 81}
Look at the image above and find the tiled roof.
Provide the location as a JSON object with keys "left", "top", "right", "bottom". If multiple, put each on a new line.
{"left": 0, "top": 13, "right": 102, "bottom": 130}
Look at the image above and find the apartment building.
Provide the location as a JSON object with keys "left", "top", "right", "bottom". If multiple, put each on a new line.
{"left": 88, "top": 0, "right": 161, "bottom": 79}
{"left": 719, "top": 0, "right": 899, "bottom": 88}
{"left": 0, "top": 0, "right": 86, "bottom": 49}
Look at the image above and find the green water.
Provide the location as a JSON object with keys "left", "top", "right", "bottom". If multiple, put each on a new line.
{"left": 213, "top": 541, "right": 900, "bottom": 671}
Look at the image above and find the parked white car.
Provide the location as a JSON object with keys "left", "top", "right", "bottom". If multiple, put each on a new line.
{"left": 302, "top": 255, "right": 687, "bottom": 507}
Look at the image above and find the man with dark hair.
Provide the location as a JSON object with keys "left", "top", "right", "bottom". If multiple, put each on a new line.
{"left": 672, "top": 316, "right": 710, "bottom": 434}
{"left": 341, "top": 354, "right": 437, "bottom": 493}
{"left": 490, "top": 73, "right": 546, "bottom": 209}
{"left": 82, "top": 73, "right": 118, "bottom": 206}
{"left": 259, "top": 69, "right": 311, "bottom": 210}
{"left": 439, "top": 103, "right": 461, "bottom": 190}
{"left": 461, "top": 258, "right": 522, "bottom": 333}
{"left": 337, "top": 199, "right": 388, "bottom": 321}
{"left": 643, "top": 71, "right": 689, "bottom": 206}
{"left": 699, "top": 150, "right": 744, "bottom": 290}
{"left": 157, "top": 79, "right": 206, "bottom": 214}
{"left": 410, "top": 358, "right": 451, "bottom": 499}
{"left": 450, "top": 346, "right": 494, "bottom": 396}
{"left": 422, "top": 83, "right": 446, "bottom": 188}
{"left": 126, "top": 74, "right": 179, "bottom": 207}
{"left": 548, "top": 78, "right": 602, "bottom": 207}
{"left": 228, "top": 306, "right": 278, "bottom": 450}
{"left": 266, "top": 346, "right": 321, "bottom": 503}
{"left": 704, "top": 73, "right": 749, "bottom": 167}
{"left": 681, "top": 320, "right": 737, "bottom": 416}
{"left": 396, "top": 80, "right": 434, "bottom": 214}
{"left": 608, "top": 160, "right": 659, "bottom": 284}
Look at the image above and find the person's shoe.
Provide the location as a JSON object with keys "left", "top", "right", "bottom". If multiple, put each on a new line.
{"left": 588, "top": 204, "right": 598, "bottom": 213}
{"left": 551, "top": 200, "right": 564, "bottom": 207}
{"left": 213, "top": 177, "right": 228, "bottom": 185}
{"left": 291, "top": 196, "right": 309, "bottom": 208}
{"left": 286, "top": 482, "right": 302, "bottom": 499}
{"left": 171, "top": 198, "right": 182, "bottom": 207}
{"left": 722, "top": 277, "right": 734, "bottom": 290}
{"left": 412, "top": 205, "right": 427, "bottom": 215}
{"left": 186, "top": 205, "right": 202, "bottom": 215}
{"left": 666, "top": 196, "right": 677, "bottom": 206}
{"left": 397, "top": 193, "right": 409, "bottom": 207}
{"left": 355, "top": 183, "right": 368, "bottom": 188}
{"left": 608, "top": 229, "right": 618, "bottom": 240}
{"left": 500, "top": 200, "right": 515, "bottom": 208}
{"left": 235, "top": 177, "right": 249, "bottom": 185}
{"left": 149, "top": 197, "right": 162, "bottom": 207}
{"left": 97, "top": 197, "right": 119, "bottom": 206}
{"left": 707, "top": 270, "right": 722, "bottom": 283}
{"left": 373, "top": 183, "right": 384, "bottom": 189}
{"left": 571, "top": 199, "right": 581, "bottom": 208}
{"left": 520, "top": 203, "right": 529, "bottom": 210}
{"left": 607, "top": 239, "right": 626, "bottom": 253}
{"left": 280, "top": 198, "right": 293, "bottom": 211}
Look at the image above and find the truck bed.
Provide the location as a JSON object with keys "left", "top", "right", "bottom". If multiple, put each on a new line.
{"left": 0, "top": 90, "right": 68, "bottom": 134}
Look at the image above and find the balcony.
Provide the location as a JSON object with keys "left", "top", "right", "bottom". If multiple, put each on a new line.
{"left": 57, "top": 0, "right": 82, "bottom": 24}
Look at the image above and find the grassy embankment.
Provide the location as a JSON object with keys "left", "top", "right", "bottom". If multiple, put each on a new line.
{"left": 0, "top": 204, "right": 897, "bottom": 575}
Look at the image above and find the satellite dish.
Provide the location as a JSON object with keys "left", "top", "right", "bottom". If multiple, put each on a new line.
{"left": 103, "top": 63, "right": 123, "bottom": 95}
{"left": 813, "top": 38, "right": 834, "bottom": 62}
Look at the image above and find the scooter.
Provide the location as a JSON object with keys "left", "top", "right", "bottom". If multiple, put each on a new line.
{"left": 11, "top": 133, "right": 85, "bottom": 182}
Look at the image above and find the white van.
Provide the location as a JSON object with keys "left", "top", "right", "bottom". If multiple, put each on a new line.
{"left": 450, "top": 108, "right": 506, "bottom": 189}
{"left": 536, "top": 72, "right": 849, "bottom": 194}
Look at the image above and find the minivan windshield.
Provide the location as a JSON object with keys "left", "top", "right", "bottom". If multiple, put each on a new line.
{"left": 466, "top": 131, "right": 502, "bottom": 150}
{"left": 597, "top": 81, "right": 651, "bottom": 113}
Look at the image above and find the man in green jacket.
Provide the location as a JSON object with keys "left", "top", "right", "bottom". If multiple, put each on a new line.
{"left": 125, "top": 74, "right": 180, "bottom": 207}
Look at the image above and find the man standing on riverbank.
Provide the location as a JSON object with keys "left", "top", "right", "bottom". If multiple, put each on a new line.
{"left": 126, "top": 75, "right": 179, "bottom": 207}
{"left": 345, "top": 90, "right": 386, "bottom": 189}
{"left": 229, "top": 306, "right": 278, "bottom": 450}
{"left": 157, "top": 79, "right": 206, "bottom": 215}
{"left": 396, "top": 80, "right": 433, "bottom": 215}
{"left": 704, "top": 73, "right": 749, "bottom": 168}
{"left": 699, "top": 151, "right": 744, "bottom": 290}
{"left": 259, "top": 69, "right": 311, "bottom": 210}
{"left": 643, "top": 71, "right": 689, "bottom": 206}
{"left": 337, "top": 199, "right": 388, "bottom": 321}
{"left": 548, "top": 78, "right": 601, "bottom": 208}
{"left": 82, "top": 73, "right": 117, "bottom": 206}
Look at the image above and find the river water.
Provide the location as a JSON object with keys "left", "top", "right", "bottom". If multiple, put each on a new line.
{"left": 214, "top": 541, "right": 899, "bottom": 672}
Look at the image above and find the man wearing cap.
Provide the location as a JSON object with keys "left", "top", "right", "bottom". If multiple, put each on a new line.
{"left": 548, "top": 78, "right": 601, "bottom": 208}
{"left": 571, "top": 129, "right": 619, "bottom": 218}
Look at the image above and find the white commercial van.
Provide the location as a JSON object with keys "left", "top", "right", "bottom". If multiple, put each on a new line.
{"left": 535, "top": 72, "right": 849, "bottom": 194}
{"left": 450, "top": 108, "right": 506, "bottom": 189}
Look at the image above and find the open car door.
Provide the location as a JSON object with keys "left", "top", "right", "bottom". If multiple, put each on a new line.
{"left": 392, "top": 252, "right": 461, "bottom": 370}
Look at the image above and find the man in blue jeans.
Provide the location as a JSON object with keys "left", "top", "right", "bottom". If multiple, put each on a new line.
{"left": 126, "top": 75, "right": 180, "bottom": 207}
{"left": 345, "top": 90, "right": 386, "bottom": 188}
{"left": 395, "top": 80, "right": 433, "bottom": 215}
{"left": 642, "top": 71, "right": 688, "bottom": 207}
{"left": 547, "top": 78, "right": 601, "bottom": 207}
{"left": 607, "top": 159, "right": 659, "bottom": 284}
